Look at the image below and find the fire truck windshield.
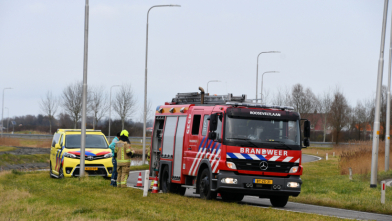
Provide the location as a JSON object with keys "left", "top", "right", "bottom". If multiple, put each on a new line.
{"left": 224, "top": 117, "right": 301, "bottom": 149}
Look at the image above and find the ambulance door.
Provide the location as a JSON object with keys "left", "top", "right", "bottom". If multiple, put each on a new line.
{"left": 50, "top": 133, "right": 60, "bottom": 173}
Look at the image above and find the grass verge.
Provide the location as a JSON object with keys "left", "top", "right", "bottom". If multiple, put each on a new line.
{"left": 0, "top": 146, "right": 16, "bottom": 152}
{"left": 0, "top": 154, "right": 49, "bottom": 166}
{"left": 129, "top": 164, "right": 149, "bottom": 171}
{"left": 0, "top": 171, "right": 344, "bottom": 221}
{"left": 290, "top": 150, "right": 392, "bottom": 215}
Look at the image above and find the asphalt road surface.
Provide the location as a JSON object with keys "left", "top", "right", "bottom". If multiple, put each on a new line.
{"left": 127, "top": 154, "right": 392, "bottom": 221}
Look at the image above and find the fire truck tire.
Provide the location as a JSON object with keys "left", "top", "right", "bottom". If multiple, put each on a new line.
{"left": 220, "top": 192, "right": 244, "bottom": 202}
{"left": 161, "top": 166, "right": 175, "bottom": 193}
{"left": 199, "top": 168, "right": 217, "bottom": 200}
{"left": 270, "top": 196, "right": 289, "bottom": 207}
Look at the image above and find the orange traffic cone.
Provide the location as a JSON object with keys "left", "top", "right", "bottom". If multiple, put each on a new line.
{"left": 152, "top": 177, "right": 159, "bottom": 193}
{"left": 135, "top": 172, "right": 143, "bottom": 187}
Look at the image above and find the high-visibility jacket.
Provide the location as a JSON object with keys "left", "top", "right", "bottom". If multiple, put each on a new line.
{"left": 114, "top": 141, "right": 133, "bottom": 166}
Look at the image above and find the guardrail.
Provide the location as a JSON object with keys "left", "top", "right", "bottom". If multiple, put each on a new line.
{"left": 0, "top": 134, "right": 356, "bottom": 146}
{"left": 0, "top": 133, "right": 151, "bottom": 142}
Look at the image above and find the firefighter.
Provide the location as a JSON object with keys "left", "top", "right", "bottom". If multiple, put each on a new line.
{"left": 114, "top": 130, "right": 134, "bottom": 188}
{"left": 109, "top": 132, "right": 121, "bottom": 187}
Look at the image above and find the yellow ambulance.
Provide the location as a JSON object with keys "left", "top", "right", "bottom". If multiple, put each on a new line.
{"left": 49, "top": 129, "right": 113, "bottom": 178}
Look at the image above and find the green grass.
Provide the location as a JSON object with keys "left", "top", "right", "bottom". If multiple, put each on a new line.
{"left": 0, "top": 154, "right": 49, "bottom": 166}
{"left": 290, "top": 156, "right": 392, "bottom": 214}
{"left": 0, "top": 171, "right": 345, "bottom": 221}
{"left": 0, "top": 146, "right": 16, "bottom": 152}
{"left": 129, "top": 164, "right": 149, "bottom": 171}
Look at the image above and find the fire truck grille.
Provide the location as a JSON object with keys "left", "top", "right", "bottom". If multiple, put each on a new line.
{"left": 228, "top": 159, "right": 298, "bottom": 173}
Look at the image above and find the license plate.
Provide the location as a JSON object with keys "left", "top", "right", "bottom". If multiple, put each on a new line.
{"left": 254, "top": 179, "right": 273, "bottom": 184}
{"left": 85, "top": 167, "right": 98, "bottom": 171}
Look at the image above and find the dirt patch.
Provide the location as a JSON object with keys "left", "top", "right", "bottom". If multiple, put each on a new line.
{"left": 0, "top": 146, "right": 50, "bottom": 155}
{"left": 0, "top": 163, "right": 49, "bottom": 171}
{"left": 0, "top": 146, "right": 50, "bottom": 171}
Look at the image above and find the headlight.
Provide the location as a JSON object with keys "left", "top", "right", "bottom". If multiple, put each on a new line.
{"left": 104, "top": 153, "right": 113, "bottom": 158}
{"left": 221, "top": 178, "right": 238, "bottom": 184}
{"left": 287, "top": 182, "right": 300, "bottom": 188}
{"left": 63, "top": 152, "right": 76, "bottom": 158}
{"left": 226, "top": 161, "right": 237, "bottom": 169}
{"left": 289, "top": 166, "right": 299, "bottom": 173}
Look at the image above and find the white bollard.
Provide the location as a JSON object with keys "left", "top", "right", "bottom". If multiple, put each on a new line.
{"left": 349, "top": 167, "right": 352, "bottom": 180}
{"left": 326, "top": 153, "right": 328, "bottom": 160}
{"left": 143, "top": 170, "right": 149, "bottom": 197}
{"left": 333, "top": 152, "right": 335, "bottom": 157}
{"left": 140, "top": 139, "right": 142, "bottom": 143}
{"left": 381, "top": 181, "right": 386, "bottom": 204}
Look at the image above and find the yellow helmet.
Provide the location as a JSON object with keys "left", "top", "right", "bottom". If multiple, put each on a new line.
{"left": 120, "top": 130, "right": 129, "bottom": 137}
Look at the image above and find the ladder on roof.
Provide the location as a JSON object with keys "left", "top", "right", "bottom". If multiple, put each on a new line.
{"left": 171, "top": 92, "right": 249, "bottom": 104}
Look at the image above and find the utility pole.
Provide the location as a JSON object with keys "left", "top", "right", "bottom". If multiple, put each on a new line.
{"left": 386, "top": 2, "right": 392, "bottom": 172}
{"left": 80, "top": 0, "right": 90, "bottom": 178}
{"left": 370, "top": 0, "right": 389, "bottom": 188}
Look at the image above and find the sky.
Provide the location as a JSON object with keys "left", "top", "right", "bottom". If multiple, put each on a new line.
{"left": 0, "top": 0, "right": 390, "bottom": 121}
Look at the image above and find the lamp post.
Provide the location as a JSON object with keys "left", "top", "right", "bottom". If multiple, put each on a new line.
{"left": 261, "top": 71, "right": 279, "bottom": 104}
{"left": 4, "top": 107, "right": 8, "bottom": 133}
{"left": 2, "top": 88, "right": 12, "bottom": 137}
{"left": 385, "top": 0, "right": 392, "bottom": 172}
{"left": 207, "top": 80, "right": 221, "bottom": 93}
{"left": 256, "top": 51, "right": 280, "bottom": 103}
{"left": 109, "top": 85, "right": 120, "bottom": 141}
{"left": 370, "top": 0, "right": 389, "bottom": 188}
{"left": 143, "top": 4, "right": 180, "bottom": 165}
{"left": 80, "top": 0, "right": 89, "bottom": 177}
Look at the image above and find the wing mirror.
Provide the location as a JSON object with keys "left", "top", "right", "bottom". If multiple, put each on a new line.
{"left": 304, "top": 120, "right": 310, "bottom": 138}
{"left": 55, "top": 143, "right": 61, "bottom": 149}
{"left": 209, "top": 113, "right": 218, "bottom": 131}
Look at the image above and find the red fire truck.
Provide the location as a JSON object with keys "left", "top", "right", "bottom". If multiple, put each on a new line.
{"left": 149, "top": 88, "right": 310, "bottom": 207}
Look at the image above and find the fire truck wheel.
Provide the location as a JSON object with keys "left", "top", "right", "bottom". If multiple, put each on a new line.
{"left": 270, "top": 196, "right": 289, "bottom": 207}
{"left": 220, "top": 192, "right": 244, "bottom": 202}
{"left": 161, "top": 166, "right": 174, "bottom": 193}
{"left": 199, "top": 168, "right": 217, "bottom": 200}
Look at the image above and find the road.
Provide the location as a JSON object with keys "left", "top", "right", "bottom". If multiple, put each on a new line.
{"left": 126, "top": 154, "right": 392, "bottom": 221}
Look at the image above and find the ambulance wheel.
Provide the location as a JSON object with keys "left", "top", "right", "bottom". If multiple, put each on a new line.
{"left": 161, "top": 166, "right": 173, "bottom": 193}
{"left": 58, "top": 165, "right": 64, "bottom": 179}
{"left": 221, "top": 192, "right": 244, "bottom": 202}
{"left": 270, "top": 196, "right": 289, "bottom": 207}
{"left": 49, "top": 162, "right": 55, "bottom": 178}
{"left": 199, "top": 168, "right": 216, "bottom": 200}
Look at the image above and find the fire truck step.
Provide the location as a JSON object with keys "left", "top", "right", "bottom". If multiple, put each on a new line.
{"left": 181, "top": 185, "right": 196, "bottom": 189}
{"left": 212, "top": 179, "right": 217, "bottom": 181}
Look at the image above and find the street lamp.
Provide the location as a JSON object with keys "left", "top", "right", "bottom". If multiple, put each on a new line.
{"left": 142, "top": 4, "right": 181, "bottom": 165}
{"left": 4, "top": 107, "right": 9, "bottom": 133}
{"left": 207, "top": 80, "right": 221, "bottom": 93}
{"left": 109, "top": 85, "right": 120, "bottom": 140}
{"left": 261, "top": 71, "right": 279, "bottom": 104}
{"left": 80, "top": 0, "right": 90, "bottom": 177}
{"left": 2, "top": 87, "right": 12, "bottom": 137}
{"left": 256, "top": 51, "right": 280, "bottom": 103}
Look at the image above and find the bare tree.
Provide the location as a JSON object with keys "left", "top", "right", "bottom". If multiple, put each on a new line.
{"left": 329, "top": 89, "right": 350, "bottom": 144}
{"left": 89, "top": 86, "right": 109, "bottom": 129}
{"left": 271, "top": 87, "right": 290, "bottom": 106}
{"left": 62, "top": 82, "right": 84, "bottom": 129}
{"left": 289, "top": 83, "right": 317, "bottom": 119}
{"left": 113, "top": 84, "right": 137, "bottom": 130}
{"left": 318, "top": 89, "right": 332, "bottom": 142}
{"left": 39, "top": 91, "right": 59, "bottom": 134}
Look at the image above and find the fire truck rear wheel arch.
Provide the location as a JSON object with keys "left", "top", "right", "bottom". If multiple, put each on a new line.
{"left": 195, "top": 159, "right": 217, "bottom": 194}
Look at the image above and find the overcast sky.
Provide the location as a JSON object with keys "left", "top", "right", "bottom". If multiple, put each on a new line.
{"left": 0, "top": 0, "right": 390, "bottom": 121}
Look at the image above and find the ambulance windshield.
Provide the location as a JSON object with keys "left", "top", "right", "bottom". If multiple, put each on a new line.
{"left": 65, "top": 135, "right": 109, "bottom": 149}
{"left": 224, "top": 118, "right": 301, "bottom": 149}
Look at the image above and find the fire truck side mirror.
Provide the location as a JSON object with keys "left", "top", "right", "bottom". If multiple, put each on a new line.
{"left": 208, "top": 132, "right": 217, "bottom": 140}
{"left": 209, "top": 113, "right": 218, "bottom": 131}
{"left": 304, "top": 120, "right": 310, "bottom": 138}
{"left": 303, "top": 138, "right": 310, "bottom": 147}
